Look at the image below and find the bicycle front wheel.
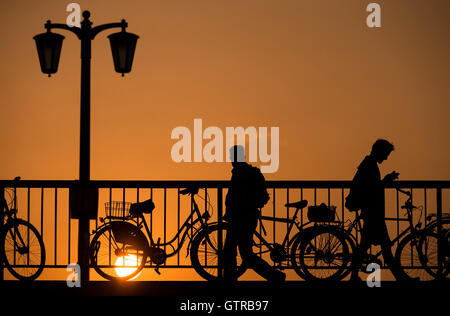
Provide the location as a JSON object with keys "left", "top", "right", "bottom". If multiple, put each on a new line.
{"left": 89, "top": 221, "right": 148, "bottom": 281}
{"left": 292, "top": 226, "right": 351, "bottom": 281}
{"left": 190, "top": 223, "right": 246, "bottom": 281}
{"left": 0, "top": 218, "right": 45, "bottom": 281}
{"left": 395, "top": 231, "right": 446, "bottom": 280}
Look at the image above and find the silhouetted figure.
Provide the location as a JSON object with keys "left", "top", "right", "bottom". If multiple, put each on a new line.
{"left": 223, "top": 145, "right": 285, "bottom": 283}
{"left": 349, "top": 139, "right": 406, "bottom": 281}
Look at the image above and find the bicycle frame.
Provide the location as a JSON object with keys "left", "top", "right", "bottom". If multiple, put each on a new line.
{"left": 253, "top": 207, "right": 305, "bottom": 259}
{"left": 100, "top": 191, "right": 211, "bottom": 259}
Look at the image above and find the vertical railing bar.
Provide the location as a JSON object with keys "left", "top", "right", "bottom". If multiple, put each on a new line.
{"left": 327, "top": 187, "right": 330, "bottom": 207}
{"left": 272, "top": 188, "right": 276, "bottom": 245}
{"left": 122, "top": 187, "right": 126, "bottom": 270}
{"left": 177, "top": 187, "right": 180, "bottom": 266}
{"left": 217, "top": 187, "right": 223, "bottom": 278}
{"left": 164, "top": 188, "right": 167, "bottom": 256}
{"left": 27, "top": 187, "right": 31, "bottom": 265}
{"left": 314, "top": 188, "right": 317, "bottom": 206}
{"left": 423, "top": 188, "right": 427, "bottom": 225}
{"left": 286, "top": 188, "right": 289, "bottom": 241}
{"left": 410, "top": 187, "right": 414, "bottom": 267}
{"left": 410, "top": 187, "right": 414, "bottom": 226}
{"left": 204, "top": 187, "right": 209, "bottom": 264}
{"left": 122, "top": 188, "right": 126, "bottom": 219}
{"left": 54, "top": 188, "right": 58, "bottom": 265}
{"left": 13, "top": 185, "right": 17, "bottom": 266}
{"left": 396, "top": 188, "right": 399, "bottom": 247}
{"left": 149, "top": 187, "right": 153, "bottom": 267}
{"left": 94, "top": 186, "right": 99, "bottom": 230}
{"left": 68, "top": 188, "right": 71, "bottom": 264}
{"left": 136, "top": 186, "right": 139, "bottom": 216}
{"left": 436, "top": 187, "right": 442, "bottom": 272}
{"left": 40, "top": 187, "right": 44, "bottom": 240}
{"left": 341, "top": 188, "right": 345, "bottom": 225}
{"left": 300, "top": 188, "right": 304, "bottom": 227}
{"left": 136, "top": 187, "right": 140, "bottom": 269}
{"left": 27, "top": 187, "right": 30, "bottom": 223}
{"left": 109, "top": 187, "right": 112, "bottom": 266}
{"left": 150, "top": 188, "right": 153, "bottom": 238}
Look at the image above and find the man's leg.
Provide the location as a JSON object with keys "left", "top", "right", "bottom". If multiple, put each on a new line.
{"left": 378, "top": 225, "right": 407, "bottom": 281}
{"left": 236, "top": 221, "right": 285, "bottom": 282}
{"left": 223, "top": 227, "right": 238, "bottom": 280}
{"left": 351, "top": 225, "right": 371, "bottom": 281}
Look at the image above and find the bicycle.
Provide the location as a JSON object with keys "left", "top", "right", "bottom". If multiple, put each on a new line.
{"left": 251, "top": 200, "right": 342, "bottom": 280}
{"left": 0, "top": 177, "right": 46, "bottom": 281}
{"left": 288, "top": 202, "right": 352, "bottom": 280}
{"left": 89, "top": 186, "right": 245, "bottom": 281}
{"left": 298, "top": 188, "right": 447, "bottom": 281}
{"left": 197, "top": 199, "right": 343, "bottom": 280}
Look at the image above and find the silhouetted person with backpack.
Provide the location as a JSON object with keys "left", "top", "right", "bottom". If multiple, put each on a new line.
{"left": 223, "top": 145, "right": 285, "bottom": 283}
{"left": 347, "top": 139, "right": 407, "bottom": 281}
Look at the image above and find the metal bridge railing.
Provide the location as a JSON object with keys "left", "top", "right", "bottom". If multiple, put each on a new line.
{"left": 0, "top": 180, "right": 448, "bottom": 281}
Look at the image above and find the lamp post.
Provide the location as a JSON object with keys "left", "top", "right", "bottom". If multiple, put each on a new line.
{"left": 33, "top": 10, "right": 139, "bottom": 281}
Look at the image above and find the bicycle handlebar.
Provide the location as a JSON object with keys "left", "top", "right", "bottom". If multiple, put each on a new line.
{"left": 396, "top": 188, "right": 411, "bottom": 196}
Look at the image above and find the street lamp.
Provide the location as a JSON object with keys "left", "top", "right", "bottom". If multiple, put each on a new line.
{"left": 33, "top": 31, "right": 65, "bottom": 77}
{"left": 108, "top": 30, "right": 139, "bottom": 76}
{"left": 33, "top": 10, "right": 139, "bottom": 281}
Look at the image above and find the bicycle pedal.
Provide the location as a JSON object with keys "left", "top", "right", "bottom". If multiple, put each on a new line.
{"left": 154, "top": 267, "right": 161, "bottom": 275}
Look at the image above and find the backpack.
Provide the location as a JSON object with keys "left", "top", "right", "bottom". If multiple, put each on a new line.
{"left": 345, "top": 172, "right": 362, "bottom": 212}
{"left": 345, "top": 189, "right": 362, "bottom": 212}
{"left": 250, "top": 166, "right": 270, "bottom": 209}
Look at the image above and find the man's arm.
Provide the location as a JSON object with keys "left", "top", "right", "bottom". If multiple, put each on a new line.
{"left": 382, "top": 171, "right": 400, "bottom": 184}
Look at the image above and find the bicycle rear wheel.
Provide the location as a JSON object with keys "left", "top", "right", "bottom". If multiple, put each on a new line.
{"left": 89, "top": 221, "right": 148, "bottom": 281}
{"left": 1, "top": 218, "right": 45, "bottom": 281}
{"left": 292, "top": 226, "right": 351, "bottom": 281}
{"left": 190, "top": 223, "right": 246, "bottom": 280}
{"left": 395, "top": 231, "right": 447, "bottom": 280}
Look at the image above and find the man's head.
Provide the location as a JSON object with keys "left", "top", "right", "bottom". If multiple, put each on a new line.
{"left": 229, "top": 145, "right": 246, "bottom": 167}
{"left": 370, "top": 139, "right": 395, "bottom": 163}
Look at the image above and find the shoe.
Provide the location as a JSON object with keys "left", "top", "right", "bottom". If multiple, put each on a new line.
{"left": 349, "top": 274, "right": 363, "bottom": 283}
{"left": 271, "top": 270, "right": 286, "bottom": 283}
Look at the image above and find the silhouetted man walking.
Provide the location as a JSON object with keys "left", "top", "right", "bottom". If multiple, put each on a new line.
{"left": 349, "top": 139, "right": 406, "bottom": 281}
{"left": 223, "top": 145, "right": 285, "bottom": 283}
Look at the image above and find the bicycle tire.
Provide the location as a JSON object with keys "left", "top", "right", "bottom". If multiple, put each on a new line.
{"left": 89, "top": 221, "right": 148, "bottom": 281}
{"left": 190, "top": 223, "right": 246, "bottom": 281}
{"left": 292, "top": 226, "right": 351, "bottom": 281}
{"left": 395, "top": 231, "right": 447, "bottom": 280}
{"left": 0, "top": 218, "right": 45, "bottom": 281}
{"left": 289, "top": 229, "right": 315, "bottom": 280}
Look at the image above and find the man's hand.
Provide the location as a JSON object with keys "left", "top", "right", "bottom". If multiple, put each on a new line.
{"left": 383, "top": 171, "right": 400, "bottom": 183}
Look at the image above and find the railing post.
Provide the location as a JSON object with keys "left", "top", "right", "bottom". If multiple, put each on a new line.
{"left": 217, "top": 187, "right": 223, "bottom": 278}
{"left": 436, "top": 187, "right": 443, "bottom": 275}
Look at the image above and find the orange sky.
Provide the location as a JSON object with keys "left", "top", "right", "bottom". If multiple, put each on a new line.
{"left": 1, "top": 0, "right": 449, "bottom": 181}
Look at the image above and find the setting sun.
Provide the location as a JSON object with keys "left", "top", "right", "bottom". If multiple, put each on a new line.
{"left": 114, "top": 255, "right": 142, "bottom": 280}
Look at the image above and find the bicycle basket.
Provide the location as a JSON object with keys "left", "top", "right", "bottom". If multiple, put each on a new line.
{"left": 307, "top": 204, "right": 336, "bottom": 222}
{"left": 105, "top": 201, "right": 132, "bottom": 218}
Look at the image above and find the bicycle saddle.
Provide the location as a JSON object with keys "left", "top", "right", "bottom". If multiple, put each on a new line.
{"left": 129, "top": 199, "right": 155, "bottom": 217}
{"left": 284, "top": 200, "right": 308, "bottom": 209}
